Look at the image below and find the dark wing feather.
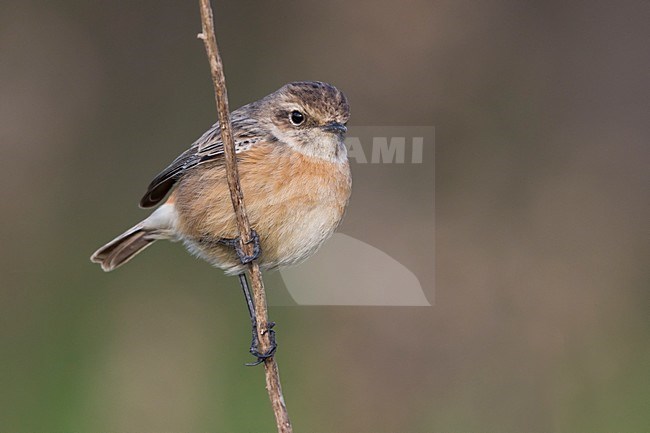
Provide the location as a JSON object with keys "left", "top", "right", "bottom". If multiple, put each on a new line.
{"left": 139, "top": 107, "right": 268, "bottom": 208}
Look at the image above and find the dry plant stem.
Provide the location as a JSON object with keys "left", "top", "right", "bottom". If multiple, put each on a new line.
{"left": 197, "top": 1, "right": 292, "bottom": 432}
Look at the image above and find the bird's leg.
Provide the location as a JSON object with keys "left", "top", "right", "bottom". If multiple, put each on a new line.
{"left": 199, "top": 229, "right": 261, "bottom": 264}
{"left": 238, "top": 273, "right": 277, "bottom": 366}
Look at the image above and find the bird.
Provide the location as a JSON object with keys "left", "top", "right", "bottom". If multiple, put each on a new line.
{"left": 91, "top": 81, "right": 351, "bottom": 364}
{"left": 91, "top": 81, "right": 351, "bottom": 278}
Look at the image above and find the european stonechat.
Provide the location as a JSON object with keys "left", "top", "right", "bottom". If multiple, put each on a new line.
{"left": 91, "top": 81, "right": 351, "bottom": 276}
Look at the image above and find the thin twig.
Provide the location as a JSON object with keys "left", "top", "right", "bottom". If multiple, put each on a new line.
{"left": 197, "top": 1, "right": 292, "bottom": 432}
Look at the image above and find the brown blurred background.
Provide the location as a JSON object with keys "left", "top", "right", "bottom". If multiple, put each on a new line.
{"left": 1, "top": 1, "right": 648, "bottom": 432}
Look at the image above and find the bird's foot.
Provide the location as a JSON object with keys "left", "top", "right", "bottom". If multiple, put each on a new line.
{"left": 204, "top": 229, "right": 261, "bottom": 264}
{"left": 246, "top": 321, "right": 277, "bottom": 366}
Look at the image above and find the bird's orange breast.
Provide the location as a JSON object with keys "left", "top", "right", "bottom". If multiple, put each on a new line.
{"left": 171, "top": 143, "right": 351, "bottom": 274}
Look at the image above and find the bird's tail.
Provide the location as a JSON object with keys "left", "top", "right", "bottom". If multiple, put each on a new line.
{"left": 90, "top": 224, "right": 156, "bottom": 272}
{"left": 91, "top": 203, "right": 178, "bottom": 272}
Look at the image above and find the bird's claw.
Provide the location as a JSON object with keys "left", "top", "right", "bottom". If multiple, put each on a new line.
{"left": 245, "top": 321, "right": 277, "bottom": 366}
{"left": 234, "top": 229, "right": 261, "bottom": 264}
{"left": 206, "top": 229, "right": 261, "bottom": 264}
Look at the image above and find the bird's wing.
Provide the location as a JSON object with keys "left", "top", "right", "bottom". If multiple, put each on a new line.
{"left": 139, "top": 109, "right": 268, "bottom": 208}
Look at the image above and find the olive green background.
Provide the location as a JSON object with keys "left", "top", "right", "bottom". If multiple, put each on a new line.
{"left": 1, "top": 1, "right": 648, "bottom": 432}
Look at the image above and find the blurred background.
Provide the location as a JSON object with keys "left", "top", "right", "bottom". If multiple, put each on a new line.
{"left": 1, "top": 0, "right": 648, "bottom": 431}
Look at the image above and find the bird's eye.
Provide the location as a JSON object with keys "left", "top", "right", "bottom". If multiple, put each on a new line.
{"left": 289, "top": 110, "right": 305, "bottom": 126}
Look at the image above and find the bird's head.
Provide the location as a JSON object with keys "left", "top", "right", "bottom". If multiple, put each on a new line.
{"left": 261, "top": 81, "right": 350, "bottom": 162}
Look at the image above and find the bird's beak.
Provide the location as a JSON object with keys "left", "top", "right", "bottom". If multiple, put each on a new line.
{"left": 322, "top": 122, "right": 347, "bottom": 135}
